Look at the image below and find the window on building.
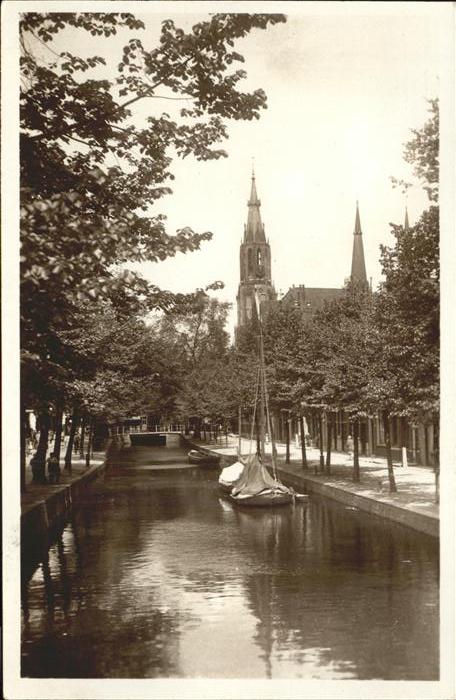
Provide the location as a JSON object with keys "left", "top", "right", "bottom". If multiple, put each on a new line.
{"left": 246, "top": 296, "right": 253, "bottom": 319}
{"left": 247, "top": 248, "right": 254, "bottom": 276}
{"left": 257, "top": 248, "right": 264, "bottom": 277}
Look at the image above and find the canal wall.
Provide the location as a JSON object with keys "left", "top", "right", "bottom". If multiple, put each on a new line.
{"left": 276, "top": 467, "right": 439, "bottom": 538}
{"left": 21, "top": 455, "right": 108, "bottom": 571}
{"left": 184, "top": 440, "right": 438, "bottom": 538}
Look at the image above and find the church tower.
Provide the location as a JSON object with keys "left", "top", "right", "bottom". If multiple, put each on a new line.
{"left": 236, "top": 171, "right": 276, "bottom": 331}
{"left": 350, "top": 201, "right": 368, "bottom": 284}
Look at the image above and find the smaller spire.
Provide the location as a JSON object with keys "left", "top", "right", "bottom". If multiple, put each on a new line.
{"left": 350, "top": 200, "right": 367, "bottom": 284}
{"left": 404, "top": 206, "right": 410, "bottom": 231}
{"left": 354, "top": 200, "right": 362, "bottom": 234}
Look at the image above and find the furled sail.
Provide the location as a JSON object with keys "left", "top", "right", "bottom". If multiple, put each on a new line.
{"left": 231, "top": 454, "right": 289, "bottom": 497}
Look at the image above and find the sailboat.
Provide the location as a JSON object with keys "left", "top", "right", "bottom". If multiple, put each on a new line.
{"left": 225, "top": 292, "right": 295, "bottom": 507}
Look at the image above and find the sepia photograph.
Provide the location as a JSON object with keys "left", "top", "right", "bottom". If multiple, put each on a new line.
{"left": 2, "top": 1, "right": 455, "bottom": 698}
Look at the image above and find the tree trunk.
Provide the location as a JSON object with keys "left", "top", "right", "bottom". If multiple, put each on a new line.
{"left": 285, "top": 415, "right": 290, "bottom": 464}
{"left": 318, "top": 412, "right": 324, "bottom": 473}
{"left": 300, "top": 415, "right": 307, "bottom": 470}
{"left": 382, "top": 410, "right": 397, "bottom": 492}
{"left": 64, "top": 411, "right": 79, "bottom": 473}
{"left": 85, "top": 418, "right": 94, "bottom": 468}
{"left": 79, "top": 416, "right": 87, "bottom": 458}
{"left": 311, "top": 413, "right": 316, "bottom": 446}
{"left": 341, "top": 411, "right": 346, "bottom": 454}
{"left": 353, "top": 418, "right": 360, "bottom": 482}
{"left": 31, "top": 412, "right": 50, "bottom": 483}
{"left": 52, "top": 405, "right": 64, "bottom": 460}
{"left": 325, "top": 412, "right": 332, "bottom": 473}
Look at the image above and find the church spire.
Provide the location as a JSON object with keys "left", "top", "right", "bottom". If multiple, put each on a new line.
{"left": 354, "top": 199, "right": 362, "bottom": 234}
{"left": 404, "top": 206, "right": 410, "bottom": 231}
{"left": 350, "top": 201, "right": 367, "bottom": 284}
{"left": 244, "top": 171, "right": 266, "bottom": 242}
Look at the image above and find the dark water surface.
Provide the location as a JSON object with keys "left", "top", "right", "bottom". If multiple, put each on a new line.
{"left": 21, "top": 444, "right": 439, "bottom": 679}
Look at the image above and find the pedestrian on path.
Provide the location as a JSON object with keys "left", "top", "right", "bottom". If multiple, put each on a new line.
{"left": 346, "top": 434, "right": 354, "bottom": 457}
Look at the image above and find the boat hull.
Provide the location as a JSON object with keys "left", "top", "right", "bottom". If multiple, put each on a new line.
{"left": 229, "top": 490, "right": 293, "bottom": 507}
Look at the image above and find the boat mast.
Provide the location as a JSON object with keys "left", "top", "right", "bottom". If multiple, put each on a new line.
{"left": 258, "top": 332, "right": 266, "bottom": 462}
{"left": 238, "top": 406, "right": 242, "bottom": 457}
{"left": 257, "top": 304, "right": 279, "bottom": 481}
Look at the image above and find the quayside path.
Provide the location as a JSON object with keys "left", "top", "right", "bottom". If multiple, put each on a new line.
{"left": 21, "top": 450, "right": 107, "bottom": 516}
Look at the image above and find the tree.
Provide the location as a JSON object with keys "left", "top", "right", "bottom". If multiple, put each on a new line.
{"left": 20, "top": 12, "right": 286, "bottom": 484}
{"left": 258, "top": 302, "right": 317, "bottom": 468}
{"left": 371, "top": 98, "right": 439, "bottom": 490}
{"left": 168, "top": 294, "right": 233, "bottom": 435}
{"left": 162, "top": 291, "right": 231, "bottom": 371}
{"left": 20, "top": 12, "right": 286, "bottom": 307}
{"left": 391, "top": 99, "right": 439, "bottom": 203}
{"left": 376, "top": 207, "right": 439, "bottom": 418}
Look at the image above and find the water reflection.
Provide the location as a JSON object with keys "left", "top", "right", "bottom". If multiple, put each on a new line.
{"left": 22, "top": 445, "right": 439, "bottom": 679}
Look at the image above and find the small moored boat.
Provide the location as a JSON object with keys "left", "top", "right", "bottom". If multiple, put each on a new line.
{"left": 187, "top": 449, "right": 221, "bottom": 468}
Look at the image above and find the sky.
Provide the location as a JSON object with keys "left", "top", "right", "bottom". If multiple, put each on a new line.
{"left": 26, "top": 3, "right": 445, "bottom": 334}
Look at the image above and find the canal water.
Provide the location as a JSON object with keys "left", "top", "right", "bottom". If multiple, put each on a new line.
{"left": 21, "top": 444, "right": 439, "bottom": 680}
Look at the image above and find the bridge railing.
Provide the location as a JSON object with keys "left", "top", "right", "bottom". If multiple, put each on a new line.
{"left": 123, "top": 424, "right": 185, "bottom": 434}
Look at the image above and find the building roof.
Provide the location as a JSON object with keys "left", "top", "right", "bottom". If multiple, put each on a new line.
{"left": 281, "top": 285, "right": 344, "bottom": 314}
